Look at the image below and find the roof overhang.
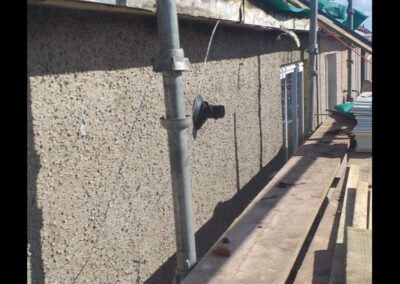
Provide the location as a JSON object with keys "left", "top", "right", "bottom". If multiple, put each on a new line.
{"left": 28, "top": 0, "right": 310, "bottom": 31}
{"left": 29, "top": 0, "right": 371, "bottom": 53}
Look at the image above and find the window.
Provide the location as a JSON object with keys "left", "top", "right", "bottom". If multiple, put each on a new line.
{"left": 280, "top": 62, "right": 304, "bottom": 161}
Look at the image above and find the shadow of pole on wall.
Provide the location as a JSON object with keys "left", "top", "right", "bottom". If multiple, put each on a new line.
{"left": 233, "top": 112, "right": 240, "bottom": 192}
{"left": 257, "top": 55, "right": 264, "bottom": 170}
{"left": 27, "top": 82, "right": 45, "bottom": 284}
{"left": 144, "top": 146, "right": 286, "bottom": 284}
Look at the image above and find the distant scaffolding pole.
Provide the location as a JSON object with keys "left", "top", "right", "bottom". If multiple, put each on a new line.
{"left": 346, "top": 0, "right": 354, "bottom": 102}
{"left": 308, "top": 0, "right": 318, "bottom": 131}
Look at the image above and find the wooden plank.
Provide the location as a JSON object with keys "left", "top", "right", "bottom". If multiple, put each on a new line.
{"left": 329, "top": 165, "right": 360, "bottom": 284}
{"left": 346, "top": 165, "right": 360, "bottom": 190}
{"left": 182, "top": 117, "right": 353, "bottom": 284}
{"left": 353, "top": 182, "right": 368, "bottom": 229}
{"left": 327, "top": 154, "right": 348, "bottom": 201}
{"left": 347, "top": 152, "right": 372, "bottom": 186}
{"left": 335, "top": 153, "right": 348, "bottom": 179}
{"left": 293, "top": 163, "right": 347, "bottom": 284}
{"left": 346, "top": 227, "right": 372, "bottom": 284}
{"left": 334, "top": 165, "right": 360, "bottom": 244}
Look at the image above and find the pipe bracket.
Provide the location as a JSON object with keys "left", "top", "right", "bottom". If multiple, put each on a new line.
{"left": 160, "top": 115, "right": 192, "bottom": 132}
{"left": 152, "top": 48, "right": 190, "bottom": 72}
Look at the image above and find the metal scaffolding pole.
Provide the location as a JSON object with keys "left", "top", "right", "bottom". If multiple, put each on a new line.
{"left": 153, "top": 1, "right": 197, "bottom": 283}
{"left": 347, "top": 0, "right": 354, "bottom": 101}
{"left": 308, "top": 0, "right": 318, "bottom": 132}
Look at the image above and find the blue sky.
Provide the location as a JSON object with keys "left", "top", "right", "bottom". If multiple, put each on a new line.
{"left": 333, "top": 0, "right": 372, "bottom": 30}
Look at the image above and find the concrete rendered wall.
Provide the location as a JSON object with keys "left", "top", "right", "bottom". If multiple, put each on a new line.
{"left": 28, "top": 6, "right": 349, "bottom": 284}
{"left": 316, "top": 34, "right": 361, "bottom": 124}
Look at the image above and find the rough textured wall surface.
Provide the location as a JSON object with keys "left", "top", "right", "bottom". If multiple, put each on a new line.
{"left": 317, "top": 34, "right": 360, "bottom": 124}
{"left": 28, "top": 6, "right": 318, "bottom": 284}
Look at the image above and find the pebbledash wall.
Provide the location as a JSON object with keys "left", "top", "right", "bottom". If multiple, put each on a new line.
{"left": 318, "top": 35, "right": 361, "bottom": 121}
{"left": 316, "top": 34, "right": 360, "bottom": 124}
{"left": 27, "top": 5, "right": 359, "bottom": 284}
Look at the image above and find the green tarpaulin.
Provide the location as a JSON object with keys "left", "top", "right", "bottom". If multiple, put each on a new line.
{"left": 251, "top": 0, "right": 368, "bottom": 30}
{"left": 312, "top": 0, "right": 368, "bottom": 29}
{"left": 333, "top": 102, "right": 355, "bottom": 119}
{"left": 334, "top": 102, "right": 353, "bottom": 113}
{"left": 251, "top": 0, "right": 310, "bottom": 17}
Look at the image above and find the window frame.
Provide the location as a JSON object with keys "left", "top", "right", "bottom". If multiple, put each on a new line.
{"left": 280, "top": 62, "right": 305, "bottom": 161}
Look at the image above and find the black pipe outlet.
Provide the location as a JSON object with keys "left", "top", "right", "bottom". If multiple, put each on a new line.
{"left": 192, "top": 95, "right": 225, "bottom": 131}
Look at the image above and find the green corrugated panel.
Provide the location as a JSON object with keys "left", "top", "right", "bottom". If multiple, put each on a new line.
{"left": 316, "top": 0, "right": 368, "bottom": 29}
{"left": 251, "top": 0, "right": 368, "bottom": 29}
{"left": 251, "top": 0, "right": 310, "bottom": 17}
